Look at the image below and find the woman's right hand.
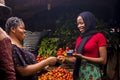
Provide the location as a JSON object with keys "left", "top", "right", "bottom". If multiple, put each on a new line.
{"left": 46, "top": 57, "right": 57, "bottom": 66}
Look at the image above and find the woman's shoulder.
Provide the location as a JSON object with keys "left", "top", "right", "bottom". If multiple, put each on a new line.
{"left": 77, "top": 36, "right": 82, "bottom": 39}
{"left": 12, "top": 44, "right": 19, "bottom": 49}
{"left": 94, "top": 32, "right": 105, "bottom": 37}
{"left": 12, "top": 44, "right": 24, "bottom": 53}
{"left": 91, "top": 32, "right": 106, "bottom": 41}
{"left": 76, "top": 36, "right": 82, "bottom": 41}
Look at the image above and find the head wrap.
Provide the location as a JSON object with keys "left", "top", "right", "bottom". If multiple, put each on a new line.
{"left": 79, "top": 11, "right": 97, "bottom": 33}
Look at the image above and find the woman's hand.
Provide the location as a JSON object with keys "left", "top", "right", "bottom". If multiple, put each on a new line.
{"left": 57, "top": 56, "right": 66, "bottom": 63}
{"left": 72, "top": 53, "right": 83, "bottom": 58}
{"left": 46, "top": 57, "right": 57, "bottom": 66}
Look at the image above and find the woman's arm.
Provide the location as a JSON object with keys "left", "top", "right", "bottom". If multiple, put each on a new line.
{"left": 57, "top": 56, "right": 76, "bottom": 64}
{"left": 15, "top": 57, "right": 57, "bottom": 76}
{"left": 73, "top": 46, "right": 107, "bottom": 65}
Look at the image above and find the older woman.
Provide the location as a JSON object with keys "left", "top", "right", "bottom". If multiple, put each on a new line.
{"left": 5, "top": 17, "right": 57, "bottom": 80}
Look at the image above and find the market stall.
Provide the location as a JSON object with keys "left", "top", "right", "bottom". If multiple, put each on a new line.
{"left": 36, "top": 47, "right": 74, "bottom": 80}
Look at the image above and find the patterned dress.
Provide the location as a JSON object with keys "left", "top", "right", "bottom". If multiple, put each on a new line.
{"left": 79, "top": 59, "right": 102, "bottom": 80}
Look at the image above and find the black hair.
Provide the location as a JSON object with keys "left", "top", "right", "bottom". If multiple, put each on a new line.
{"left": 5, "top": 17, "right": 23, "bottom": 34}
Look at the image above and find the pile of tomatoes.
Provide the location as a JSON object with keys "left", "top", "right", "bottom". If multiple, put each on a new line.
{"left": 38, "top": 67, "right": 72, "bottom": 80}
{"left": 57, "top": 47, "right": 70, "bottom": 56}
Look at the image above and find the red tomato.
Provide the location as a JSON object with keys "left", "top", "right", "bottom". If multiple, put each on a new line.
{"left": 59, "top": 48, "right": 63, "bottom": 51}
{"left": 66, "top": 47, "right": 70, "bottom": 51}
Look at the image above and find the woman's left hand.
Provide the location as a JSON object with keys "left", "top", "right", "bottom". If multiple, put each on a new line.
{"left": 72, "top": 53, "right": 83, "bottom": 58}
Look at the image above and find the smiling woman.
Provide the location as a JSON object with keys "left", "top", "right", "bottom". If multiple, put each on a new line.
{"left": 5, "top": 17, "right": 57, "bottom": 80}
{"left": 57, "top": 11, "right": 107, "bottom": 80}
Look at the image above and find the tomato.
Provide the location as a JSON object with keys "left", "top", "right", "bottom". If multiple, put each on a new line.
{"left": 58, "top": 48, "right": 63, "bottom": 51}
{"left": 66, "top": 47, "right": 70, "bottom": 51}
{"left": 38, "top": 67, "right": 72, "bottom": 80}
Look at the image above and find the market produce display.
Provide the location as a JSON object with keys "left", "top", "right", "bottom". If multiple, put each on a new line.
{"left": 37, "top": 44, "right": 73, "bottom": 80}
{"left": 38, "top": 67, "right": 72, "bottom": 80}
{"left": 36, "top": 46, "right": 72, "bottom": 62}
{"left": 38, "top": 37, "right": 59, "bottom": 58}
{"left": 56, "top": 47, "right": 70, "bottom": 56}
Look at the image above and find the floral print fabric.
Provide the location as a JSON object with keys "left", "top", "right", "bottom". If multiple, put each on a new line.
{"left": 79, "top": 59, "right": 102, "bottom": 80}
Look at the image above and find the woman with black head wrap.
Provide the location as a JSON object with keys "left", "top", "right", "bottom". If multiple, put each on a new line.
{"left": 57, "top": 11, "right": 107, "bottom": 80}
